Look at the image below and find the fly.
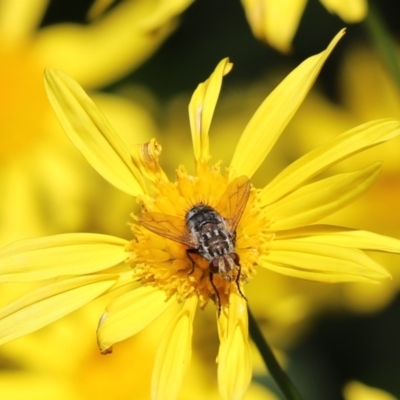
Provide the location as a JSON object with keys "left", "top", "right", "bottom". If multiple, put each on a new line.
{"left": 138, "top": 176, "right": 251, "bottom": 313}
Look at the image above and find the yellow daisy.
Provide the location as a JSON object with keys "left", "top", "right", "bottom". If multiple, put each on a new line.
{"left": 241, "top": 0, "right": 367, "bottom": 52}
{"left": 1, "top": 29, "right": 400, "bottom": 399}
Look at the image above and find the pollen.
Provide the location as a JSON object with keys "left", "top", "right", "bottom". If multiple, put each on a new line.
{"left": 126, "top": 164, "right": 270, "bottom": 310}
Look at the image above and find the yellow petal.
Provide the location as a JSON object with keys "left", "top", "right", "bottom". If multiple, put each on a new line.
{"left": 0, "top": 233, "right": 129, "bottom": 282}
{"left": 262, "top": 239, "right": 390, "bottom": 282}
{"left": 151, "top": 296, "right": 197, "bottom": 400}
{"left": 320, "top": 0, "right": 367, "bottom": 22}
{"left": 230, "top": 29, "right": 345, "bottom": 178}
{"left": 344, "top": 381, "right": 397, "bottom": 400}
{"left": 189, "top": 58, "right": 233, "bottom": 167}
{"left": 0, "top": 0, "right": 47, "bottom": 45}
{"left": 261, "top": 119, "right": 400, "bottom": 206}
{"left": 279, "top": 225, "right": 400, "bottom": 254}
{"left": 260, "top": 260, "right": 380, "bottom": 283}
{"left": 241, "top": 0, "right": 307, "bottom": 52}
{"left": 217, "top": 292, "right": 252, "bottom": 400}
{"left": 97, "top": 286, "right": 173, "bottom": 353}
{"left": 34, "top": 0, "right": 193, "bottom": 88}
{"left": 0, "top": 274, "right": 118, "bottom": 345}
{"left": 44, "top": 68, "right": 146, "bottom": 196}
{"left": 87, "top": 0, "right": 115, "bottom": 20}
{"left": 138, "top": 0, "right": 194, "bottom": 31}
{"left": 266, "top": 162, "right": 381, "bottom": 231}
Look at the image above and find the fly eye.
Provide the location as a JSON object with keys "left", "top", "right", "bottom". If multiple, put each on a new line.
{"left": 231, "top": 253, "right": 240, "bottom": 266}
{"left": 210, "top": 258, "right": 220, "bottom": 274}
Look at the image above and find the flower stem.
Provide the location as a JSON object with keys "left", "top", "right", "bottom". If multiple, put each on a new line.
{"left": 247, "top": 306, "right": 305, "bottom": 400}
{"left": 364, "top": 1, "right": 400, "bottom": 91}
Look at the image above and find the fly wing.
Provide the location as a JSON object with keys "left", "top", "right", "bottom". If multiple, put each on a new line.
{"left": 218, "top": 176, "right": 251, "bottom": 231}
{"left": 138, "top": 212, "right": 196, "bottom": 247}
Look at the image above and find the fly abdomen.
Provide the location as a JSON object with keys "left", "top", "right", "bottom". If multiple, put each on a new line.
{"left": 196, "top": 225, "right": 230, "bottom": 258}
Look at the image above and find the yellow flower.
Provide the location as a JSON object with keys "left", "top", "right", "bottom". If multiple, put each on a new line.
{"left": 241, "top": 0, "right": 367, "bottom": 52}
{"left": 1, "top": 29, "right": 400, "bottom": 399}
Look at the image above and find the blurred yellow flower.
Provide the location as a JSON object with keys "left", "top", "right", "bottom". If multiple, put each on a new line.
{"left": 0, "top": 0, "right": 191, "bottom": 244}
{"left": 339, "top": 45, "right": 400, "bottom": 126}
{"left": 241, "top": 0, "right": 367, "bottom": 52}
{"left": 344, "top": 381, "right": 398, "bottom": 400}
{"left": 1, "top": 29, "right": 400, "bottom": 400}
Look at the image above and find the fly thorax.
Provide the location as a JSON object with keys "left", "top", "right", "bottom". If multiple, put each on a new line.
{"left": 186, "top": 205, "right": 222, "bottom": 232}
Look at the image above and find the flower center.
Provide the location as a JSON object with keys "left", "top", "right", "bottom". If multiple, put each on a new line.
{"left": 127, "top": 165, "right": 268, "bottom": 309}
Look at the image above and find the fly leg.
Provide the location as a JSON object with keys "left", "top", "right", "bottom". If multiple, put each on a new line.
{"left": 186, "top": 248, "right": 198, "bottom": 275}
{"left": 230, "top": 253, "right": 247, "bottom": 303}
{"left": 209, "top": 272, "right": 222, "bottom": 316}
{"left": 235, "top": 264, "right": 248, "bottom": 303}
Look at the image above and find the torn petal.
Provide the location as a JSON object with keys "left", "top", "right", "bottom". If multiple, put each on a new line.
{"left": 131, "top": 138, "right": 168, "bottom": 184}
